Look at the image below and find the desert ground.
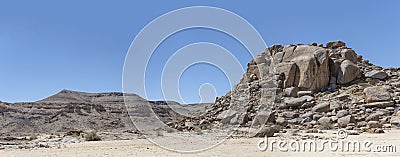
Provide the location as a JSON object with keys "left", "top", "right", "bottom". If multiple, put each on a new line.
{"left": 1, "top": 129, "right": 399, "bottom": 157}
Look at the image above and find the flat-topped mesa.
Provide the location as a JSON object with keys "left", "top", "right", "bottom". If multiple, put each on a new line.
{"left": 38, "top": 89, "right": 142, "bottom": 104}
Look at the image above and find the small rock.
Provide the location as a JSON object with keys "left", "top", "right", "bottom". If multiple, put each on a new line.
{"left": 298, "top": 91, "right": 313, "bottom": 97}
{"left": 284, "top": 87, "right": 299, "bottom": 97}
{"left": 284, "top": 97, "right": 307, "bottom": 107}
{"left": 312, "top": 102, "right": 330, "bottom": 113}
{"left": 282, "top": 112, "right": 299, "bottom": 118}
{"left": 318, "top": 117, "right": 331, "bottom": 124}
{"left": 336, "top": 110, "right": 349, "bottom": 118}
{"left": 338, "top": 115, "right": 355, "bottom": 128}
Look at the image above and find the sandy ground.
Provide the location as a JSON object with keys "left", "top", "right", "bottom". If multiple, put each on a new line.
{"left": 1, "top": 130, "right": 400, "bottom": 157}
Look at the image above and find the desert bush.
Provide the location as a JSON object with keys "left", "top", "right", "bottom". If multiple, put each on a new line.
{"left": 166, "top": 127, "right": 175, "bottom": 133}
{"left": 29, "top": 135, "right": 38, "bottom": 141}
{"left": 319, "top": 121, "right": 334, "bottom": 130}
{"left": 194, "top": 127, "right": 203, "bottom": 135}
{"left": 85, "top": 132, "right": 101, "bottom": 141}
{"left": 156, "top": 130, "right": 164, "bottom": 136}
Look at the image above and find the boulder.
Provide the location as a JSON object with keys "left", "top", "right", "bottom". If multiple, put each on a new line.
{"left": 276, "top": 62, "right": 298, "bottom": 88}
{"left": 363, "top": 86, "right": 391, "bottom": 103}
{"left": 281, "top": 45, "right": 330, "bottom": 92}
{"left": 284, "top": 97, "right": 307, "bottom": 107}
{"left": 365, "top": 70, "right": 388, "bottom": 80}
{"left": 326, "top": 41, "right": 346, "bottom": 49}
{"left": 283, "top": 87, "right": 299, "bottom": 97}
{"left": 390, "top": 115, "right": 400, "bottom": 126}
{"left": 217, "top": 110, "right": 238, "bottom": 124}
{"left": 337, "top": 60, "right": 360, "bottom": 84}
{"left": 318, "top": 117, "right": 332, "bottom": 124}
{"left": 312, "top": 102, "right": 330, "bottom": 113}
{"left": 340, "top": 49, "right": 358, "bottom": 63}
{"left": 368, "top": 121, "right": 382, "bottom": 128}
{"left": 252, "top": 126, "right": 277, "bottom": 137}
{"left": 254, "top": 111, "right": 275, "bottom": 125}
{"left": 338, "top": 115, "right": 355, "bottom": 128}
{"left": 336, "top": 110, "right": 349, "bottom": 118}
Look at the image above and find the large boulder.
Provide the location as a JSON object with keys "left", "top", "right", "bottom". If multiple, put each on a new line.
{"left": 279, "top": 45, "right": 330, "bottom": 92}
{"left": 363, "top": 86, "right": 391, "bottom": 103}
{"left": 337, "top": 60, "right": 360, "bottom": 84}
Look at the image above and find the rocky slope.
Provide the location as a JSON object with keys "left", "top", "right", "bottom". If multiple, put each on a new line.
{"left": 0, "top": 90, "right": 208, "bottom": 137}
{"left": 172, "top": 41, "right": 400, "bottom": 136}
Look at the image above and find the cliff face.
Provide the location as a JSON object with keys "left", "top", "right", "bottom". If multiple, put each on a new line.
{"left": 173, "top": 41, "right": 400, "bottom": 136}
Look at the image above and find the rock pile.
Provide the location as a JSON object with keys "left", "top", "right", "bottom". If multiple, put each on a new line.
{"left": 172, "top": 41, "right": 400, "bottom": 136}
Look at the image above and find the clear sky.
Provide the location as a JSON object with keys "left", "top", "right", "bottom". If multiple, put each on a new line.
{"left": 1, "top": 0, "right": 399, "bottom": 103}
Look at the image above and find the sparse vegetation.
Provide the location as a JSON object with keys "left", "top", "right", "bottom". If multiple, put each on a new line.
{"left": 166, "top": 127, "right": 175, "bottom": 133}
{"left": 194, "top": 127, "right": 203, "bottom": 135}
{"left": 85, "top": 132, "right": 102, "bottom": 141}
{"left": 29, "top": 135, "right": 38, "bottom": 141}
{"left": 319, "top": 121, "right": 334, "bottom": 130}
{"left": 156, "top": 130, "right": 164, "bottom": 136}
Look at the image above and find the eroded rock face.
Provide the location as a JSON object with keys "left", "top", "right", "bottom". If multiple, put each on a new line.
{"left": 277, "top": 45, "right": 330, "bottom": 92}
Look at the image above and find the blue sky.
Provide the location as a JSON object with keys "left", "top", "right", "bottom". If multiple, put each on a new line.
{"left": 1, "top": 0, "right": 399, "bottom": 103}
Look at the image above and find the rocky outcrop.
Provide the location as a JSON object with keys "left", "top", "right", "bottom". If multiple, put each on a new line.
{"left": 172, "top": 40, "right": 400, "bottom": 136}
